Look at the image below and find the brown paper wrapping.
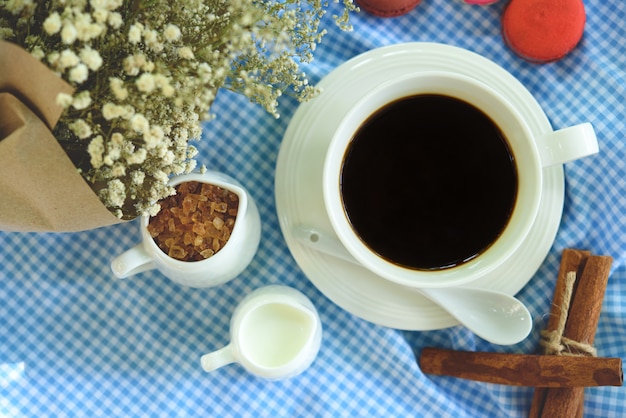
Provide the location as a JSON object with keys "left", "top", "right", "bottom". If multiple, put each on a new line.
{"left": 0, "top": 41, "right": 122, "bottom": 232}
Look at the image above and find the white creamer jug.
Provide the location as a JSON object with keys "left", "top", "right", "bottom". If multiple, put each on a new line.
{"left": 201, "top": 285, "right": 322, "bottom": 380}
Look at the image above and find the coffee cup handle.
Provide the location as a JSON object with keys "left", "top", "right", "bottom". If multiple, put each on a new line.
{"left": 537, "top": 122, "right": 599, "bottom": 167}
{"left": 110, "top": 244, "right": 156, "bottom": 279}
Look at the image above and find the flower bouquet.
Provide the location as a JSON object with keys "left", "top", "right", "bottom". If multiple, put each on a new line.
{"left": 0, "top": 0, "right": 355, "bottom": 232}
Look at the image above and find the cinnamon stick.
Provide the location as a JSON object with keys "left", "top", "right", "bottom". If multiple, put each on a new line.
{"left": 529, "top": 249, "right": 590, "bottom": 417}
{"left": 545, "top": 250, "right": 591, "bottom": 333}
{"left": 419, "top": 348, "right": 622, "bottom": 387}
{"left": 537, "top": 255, "right": 613, "bottom": 418}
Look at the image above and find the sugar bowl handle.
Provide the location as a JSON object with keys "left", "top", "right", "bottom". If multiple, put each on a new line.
{"left": 111, "top": 244, "right": 156, "bottom": 279}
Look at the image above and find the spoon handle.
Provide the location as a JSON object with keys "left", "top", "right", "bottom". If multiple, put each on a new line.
{"left": 294, "top": 224, "right": 532, "bottom": 345}
{"left": 294, "top": 225, "right": 360, "bottom": 265}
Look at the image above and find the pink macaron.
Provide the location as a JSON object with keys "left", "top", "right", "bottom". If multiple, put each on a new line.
{"left": 356, "top": 0, "right": 421, "bottom": 17}
{"left": 502, "top": 0, "right": 586, "bottom": 63}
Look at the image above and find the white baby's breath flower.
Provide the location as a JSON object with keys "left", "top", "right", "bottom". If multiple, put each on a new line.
{"left": 4, "top": 0, "right": 26, "bottom": 14}
{"left": 123, "top": 54, "right": 146, "bottom": 76}
{"left": 111, "top": 162, "right": 126, "bottom": 177}
{"left": 186, "top": 145, "right": 198, "bottom": 159}
{"left": 131, "top": 170, "right": 145, "bottom": 185}
{"left": 197, "top": 63, "right": 212, "bottom": 82}
{"left": 177, "top": 47, "right": 194, "bottom": 60}
{"left": 71, "top": 90, "right": 92, "bottom": 110}
{"left": 61, "top": 23, "right": 77, "bottom": 44}
{"left": 30, "top": 47, "right": 44, "bottom": 61}
{"left": 153, "top": 142, "right": 167, "bottom": 158}
{"left": 73, "top": 12, "right": 103, "bottom": 42}
{"left": 142, "top": 28, "right": 157, "bottom": 43}
{"left": 56, "top": 92, "right": 73, "bottom": 108}
{"left": 82, "top": 23, "right": 104, "bottom": 41}
{"left": 142, "top": 28, "right": 163, "bottom": 52}
{"left": 163, "top": 24, "right": 181, "bottom": 42}
{"left": 153, "top": 170, "right": 169, "bottom": 184}
{"left": 104, "top": 142, "right": 121, "bottom": 163}
{"left": 92, "top": 9, "right": 108, "bottom": 23}
{"left": 107, "top": 12, "right": 122, "bottom": 29}
{"left": 153, "top": 74, "right": 174, "bottom": 97}
{"left": 69, "top": 119, "right": 93, "bottom": 139}
{"left": 161, "top": 150, "right": 175, "bottom": 165}
{"left": 174, "top": 128, "right": 189, "bottom": 143}
{"left": 126, "top": 148, "right": 147, "bottom": 165}
{"left": 101, "top": 179, "right": 126, "bottom": 207}
{"left": 146, "top": 203, "right": 161, "bottom": 217}
{"left": 59, "top": 49, "right": 79, "bottom": 69}
{"left": 43, "top": 12, "right": 62, "bottom": 35}
{"left": 87, "top": 135, "right": 105, "bottom": 169}
{"left": 9, "top": 0, "right": 36, "bottom": 16}
{"left": 89, "top": 0, "right": 109, "bottom": 10}
{"left": 47, "top": 51, "right": 60, "bottom": 66}
{"left": 160, "top": 84, "right": 174, "bottom": 97}
{"left": 69, "top": 63, "right": 89, "bottom": 84}
{"left": 111, "top": 132, "right": 124, "bottom": 144}
{"left": 120, "top": 105, "right": 135, "bottom": 119}
{"left": 142, "top": 61, "right": 155, "bottom": 72}
{"left": 109, "top": 77, "right": 129, "bottom": 101}
{"left": 80, "top": 46, "right": 103, "bottom": 70}
{"left": 102, "top": 102, "right": 128, "bottom": 120}
{"left": 185, "top": 159, "right": 198, "bottom": 173}
{"left": 101, "top": 103, "right": 114, "bottom": 120}
{"left": 130, "top": 51, "right": 147, "bottom": 70}
{"left": 130, "top": 114, "right": 149, "bottom": 133}
{"left": 128, "top": 23, "right": 142, "bottom": 43}
{"left": 93, "top": 0, "right": 124, "bottom": 10}
{"left": 170, "top": 162, "right": 185, "bottom": 175}
{"left": 190, "top": 125, "right": 202, "bottom": 139}
{"left": 136, "top": 73, "right": 156, "bottom": 93}
{"left": 143, "top": 125, "right": 164, "bottom": 149}
{"left": 0, "top": 28, "right": 14, "bottom": 39}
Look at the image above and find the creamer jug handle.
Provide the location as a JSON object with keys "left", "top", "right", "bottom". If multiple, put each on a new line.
{"left": 201, "top": 344, "right": 237, "bottom": 372}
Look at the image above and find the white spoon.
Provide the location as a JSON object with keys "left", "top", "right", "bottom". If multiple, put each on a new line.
{"left": 293, "top": 225, "right": 532, "bottom": 345}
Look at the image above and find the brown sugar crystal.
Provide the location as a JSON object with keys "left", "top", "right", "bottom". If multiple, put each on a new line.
{"left": 147, "top": 181, "right": 239, "bottom": 261}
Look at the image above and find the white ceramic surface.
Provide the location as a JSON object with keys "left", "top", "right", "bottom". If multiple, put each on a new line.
{"left": 111, "top": 171, "right": 261, "bottom": 288}
{"left": 201, "top": 285, "right": 322, "bottom": 380}
{"left": 275, "top": 43, "right": 567, "bottom": 330}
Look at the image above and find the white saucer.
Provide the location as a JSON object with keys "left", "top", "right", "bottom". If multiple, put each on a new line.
{"left": 275, "top": 43, "right": 564, "bottom": 330}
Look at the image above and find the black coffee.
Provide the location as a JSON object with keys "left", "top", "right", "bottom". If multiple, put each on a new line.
{"left": 340, "top": 94, "right": 517, "bottom": 270}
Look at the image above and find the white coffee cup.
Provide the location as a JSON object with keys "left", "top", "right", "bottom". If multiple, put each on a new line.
{"left": 111, "top": 171, "right": 261, "bottom": 288}
{"left": 323, "top": 72, "right": 598, "bottom": 289}
{"left": 200, "top": 285, "right": 322, "bottom": 380}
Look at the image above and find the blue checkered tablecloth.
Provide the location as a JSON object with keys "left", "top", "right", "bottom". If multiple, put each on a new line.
{"left": 2, "top": 1, "right": 625, "bottom": 416}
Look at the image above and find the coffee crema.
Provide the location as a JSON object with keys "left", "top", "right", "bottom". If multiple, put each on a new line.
{"left": 340, "top": 94, "right": 518, "bottom": 270}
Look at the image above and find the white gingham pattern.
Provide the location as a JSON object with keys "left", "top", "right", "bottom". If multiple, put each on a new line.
{"left": 2, "top": 0, "right": 625, "bottom": 416}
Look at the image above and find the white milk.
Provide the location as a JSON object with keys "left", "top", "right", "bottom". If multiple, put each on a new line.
{"left": 240, "top": 303, "right": 313, "bottom": 368}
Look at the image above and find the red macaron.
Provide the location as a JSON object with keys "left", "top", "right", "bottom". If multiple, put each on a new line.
{"left": 502, "top": 0, "right": 586, "bottom": 63}
{"left": 356, "top": 0, "right": 421, "bottom": 17}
